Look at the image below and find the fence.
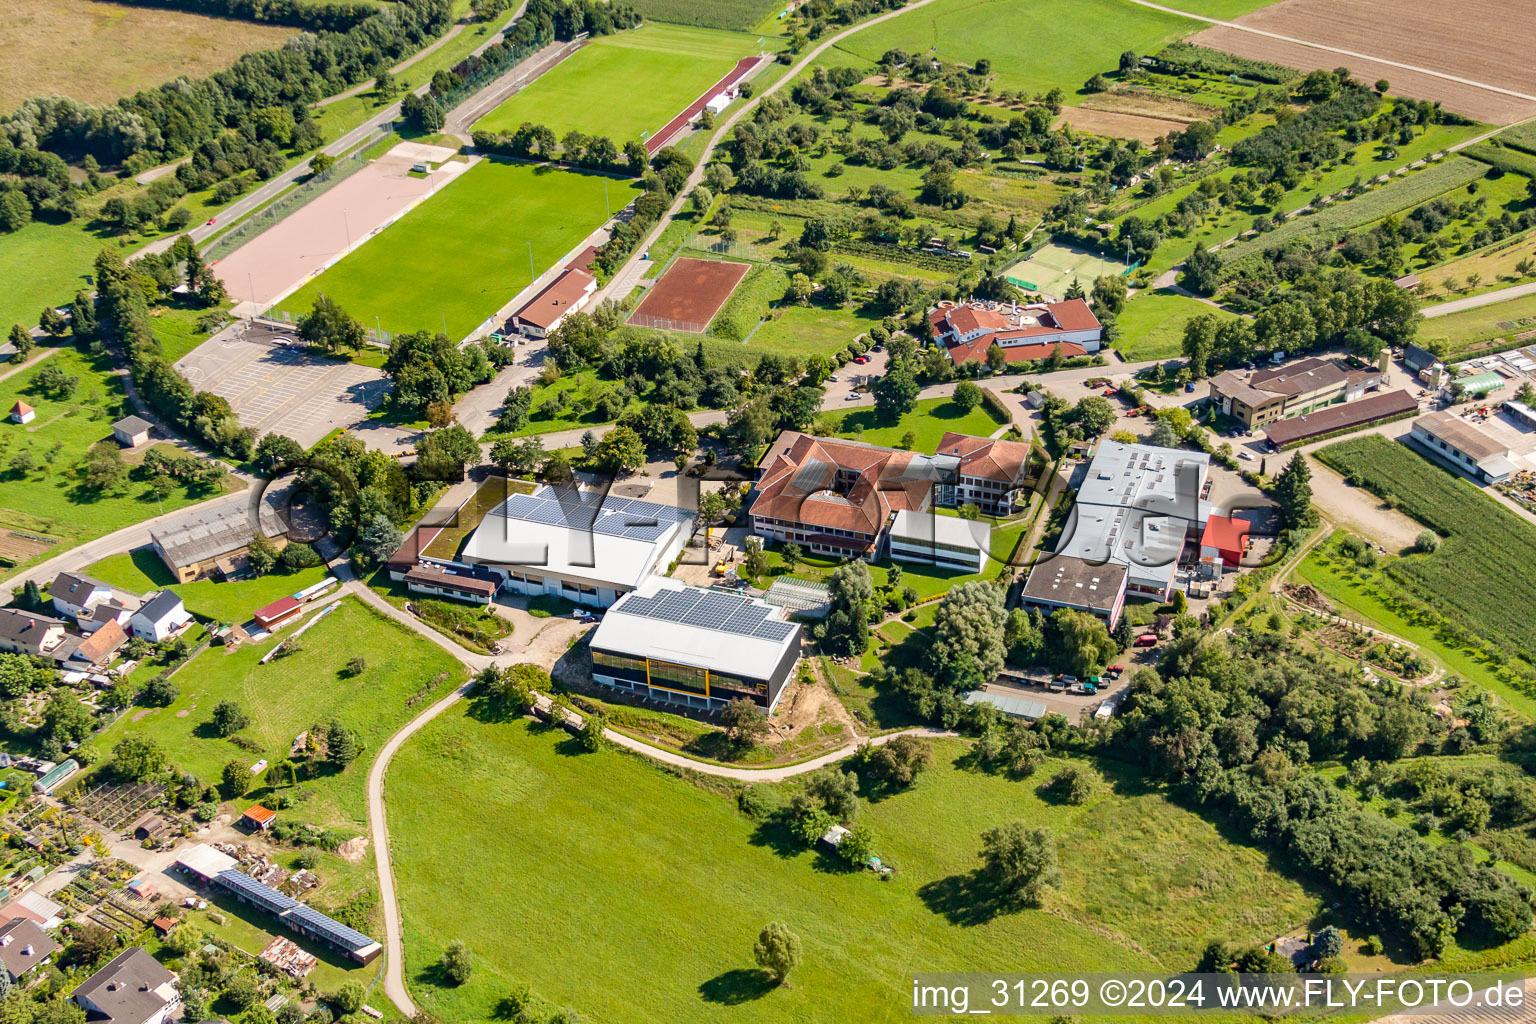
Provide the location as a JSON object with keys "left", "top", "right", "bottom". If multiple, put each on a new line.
{"left": 626, "top": 312, "right": 708, "bottom": 333}
{"left": 204, "top": 141, "right": 383, "bottom": 262}
{"left": 682, "top": 232, "right": 774, "bottom": 262}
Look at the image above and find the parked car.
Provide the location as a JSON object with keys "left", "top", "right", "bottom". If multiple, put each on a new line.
{"left": 1107, "top": 664, "right": 1124, "bottom": 677}
{"left": 854, "top": 355, "right": 870, "bottom": 364}
{"left": 1134, "top": 634, "right": 1158, "bottom": 648}
{"left": 1185, "top": 381, "right": 1195, "bottom": 393}
{"left": 845, "top": 393, "right": 860, "bottom": 400}
{"left": 1056, "top": 674, "right": 1079, "bottom": 685}
{"left": 1239, "top": 451, "right": 1256, "bottom": 461}
{"left": 827, "top": 375, "right": 840, "bottom": 382}
{"left": 1102, "top": 387, "right": 1117, "bottom": 397}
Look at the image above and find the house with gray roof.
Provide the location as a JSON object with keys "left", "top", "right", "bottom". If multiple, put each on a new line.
{"left": 128, "top": 592, "right": 190, "bottom": 643}
{"left": 72, "top": 947, "right": 180, "bottom": 1024}
{"left": 0, "top": 916, "right": 58, "bottom": 983}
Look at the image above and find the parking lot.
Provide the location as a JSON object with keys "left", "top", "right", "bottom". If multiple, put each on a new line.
{"left": 175, "top": 319, "right": 395, "bottom": 448}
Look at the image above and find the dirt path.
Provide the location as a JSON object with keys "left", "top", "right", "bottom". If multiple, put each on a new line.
{"left": 1304, "top": 459, "right": 1424, "bottom": 551}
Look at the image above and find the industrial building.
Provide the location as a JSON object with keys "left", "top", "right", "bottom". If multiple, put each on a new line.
{"left": 461, "top": 485, "right": 695, "bottom": 608}
{"left": 1056, "top": 441, "right": 1210, "bottom": 600}
{"left": 1207, "top": 355, "right": 1388, "bottom": 428}
{"left": 1411, "top": 411, "right": 1522, "bottom": 484}
{"left": 1017, "top": 555, "right": 1128, "bottom": 626}
{"left": 887, "top": 510, "right": 991, "bottom": 573}
{"left": 149, "top": 498, "right": 289, "bottom": 583}
{"left": 587, "top": 578, "right": 801, "bottom": 713}
{"left": 1261, "top": 388, "right": 1418, "bottom": 449}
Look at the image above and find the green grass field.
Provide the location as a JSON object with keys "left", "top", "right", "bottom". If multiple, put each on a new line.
{"left": 826, "top": 0, "right": 1198, "bottom": 98}
{"left": 825, "top": 395, "right": 1003, "bottom": 450}
{"left": 391, "top": 717, "right": 1321, "bottom": 1023}
{"left": 0, "top": 349, "right": 243, "bottom": 581}
{"left": 86, "top": 597, "right": 464, "bottom": 828}
{"left": 475, "top": 24, "right": 757, "bottom": 143}
{"left": 84, "top": 548, "right": 329, "bottom": 625}
{"left": 622, "top": 0, "right": 781, "bottom": 31}
{"left": 286, "top": 161, "right": 639, "bottom": 339}
{"left": 1420, "top": 290, "right": 1536, "bottom": 357}
{"left": 1115, "top": 290, "right": 1237, "bottom": 361}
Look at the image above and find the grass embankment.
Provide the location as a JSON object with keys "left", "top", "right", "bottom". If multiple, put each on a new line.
{"left": 824, "top": 395, "right": 1004, "bottom": 450}
{"left": 391, "top": 717, "right": 1322, "bottom": 1023}
{"left": 0, "top": 349, "right": 243, "bottom": 581}
{"left": 1114, "top": 290, "right": 1238, "bottom": 362}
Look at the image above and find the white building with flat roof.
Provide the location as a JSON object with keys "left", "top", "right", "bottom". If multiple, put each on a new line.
{"left": 1057, "top": 441, "right": 1210, "bottom": 599}
{"left": 462, "top": 485, "right": 695, "bottom": 608}
{"left": 887, "top": 510, "right": 990, "bottom": 573}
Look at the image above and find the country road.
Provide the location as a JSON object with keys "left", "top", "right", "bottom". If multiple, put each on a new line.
{"left": 1421, "top": 279, "right": 1536, "bottom": 318}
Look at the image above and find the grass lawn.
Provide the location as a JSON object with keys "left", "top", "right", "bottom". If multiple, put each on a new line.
{"left": 391, "top": 716, "right": 1322, "bottom": 1023}
{"left": 1420, "top": 290, "right": 1536, "bottom": 358}
{"left": 85, "top": 597, "right": 465, "bottom": 828}
{"left": 826, "top": 0, "right": 1199, "bottom": 99}
{"left": 731, "top": 300, "right": 887, "bottom": 364}
{"left": 474, "top": 24, "right": 757, "bottom": 143}
{"left": 286, "top": 160, "right": 640, "bottom": 339}
{"left": 1, "top": 0, "right": 293, "bottom": 111}
{"left": 83, "top": 549, "right": 330, "bottom": 625}
{"left": 0, "top": 349, "right": 244, "bottom": 582}
{"left": 823, "top": 395, "right": 1003, "bottom": 450}
{"left": 1115, "top": 290, "right": 1237, "bottom": 361}
{"left": 148, "top": 299, "right": 230, "bottom": 363}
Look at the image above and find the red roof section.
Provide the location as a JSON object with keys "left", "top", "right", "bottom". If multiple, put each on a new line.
{"left": 514, "top": 269, "right": 595, "bottom": 330}
{"left": 946, "top": 336, "right": 1086, "bottom": 366}
{"left": 1201, "top": 515, "right": 1249, "bottom": 558}
{"left": 936, "top": 432, "right": 1033, "bottom": 484}
{"left": 254, "top": 597, "right": 301, "bottom": 623}
{"left": 243, "top": 804, "right": 276, "bottom": 824}
{"left": 750, "top": 432, "right": 929, "bottom": 538}
{"left": 1046, "top": 298, "right": 1102, "bottom": 332}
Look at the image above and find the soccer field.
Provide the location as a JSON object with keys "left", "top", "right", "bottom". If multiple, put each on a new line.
{"left": 283, "top": 160, "right": 639, "bottom": 340}
{"left": 474, "top": 23, "right": 760, "bottom": 144}
{"left": 1004, "top": 243, "right": 1131, "bottom": 298}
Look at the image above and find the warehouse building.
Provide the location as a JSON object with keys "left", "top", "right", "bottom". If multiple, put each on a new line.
{"left": 588, "top": 578, "right": 801, "bottom": 713}
{"left": 1261, "top": 388, "right": 1418, "bottom": 449}
{"left": 150, "top": 498, "right": 288, "bottom": 583}
{"left": 1056, "top": 441, "right": 1210, "bottom": 600}
{"left": 1410, "top": 411, "right": 1521, "bottom": 484}
{"left": 462, "top": 485, "right": 695, "bottom": 608}
{"left": 1018, "top": 555, "right": 1128, "bottom": 627}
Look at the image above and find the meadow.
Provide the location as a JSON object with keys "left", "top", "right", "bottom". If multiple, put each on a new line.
{"left": 1315, "top": 435, "right": 1536, "bottom": 669}
{"left": 826, "top": 0, "right": 1199, "bottom": 99}
{"left": 474, "top": 24, "right": 757, "bottom": 143}
{"left": 85, "top": 597, "right": 464, "bottom": 828}
{"left": 0, "top": 348, "right": 242, "bottom": 581}
{"left": 0, "top": 0, "right": 293, "bottom": 112}
{"left": 1419, "top": 290, "right": 1536, "bottom": 357}
{"left": 1114, "top": 290, "right": 1237, "bottom": 361}
{"left": 391, "top": 717, "right": 1321, "bottom": 1023}
{"left": 824, "top": 395, "right": 1004, "bottom": 450}
{"left": 286, "top": 161, "right": 639, "bottom": 339}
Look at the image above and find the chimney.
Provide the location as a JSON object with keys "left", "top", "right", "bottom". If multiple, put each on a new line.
{"left": 20, "top": 945, "right": 31, "bottom": 956}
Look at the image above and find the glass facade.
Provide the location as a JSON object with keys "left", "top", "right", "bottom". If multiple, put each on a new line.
{"left": 591, "top": 651, "right": 770, "bottom": 704}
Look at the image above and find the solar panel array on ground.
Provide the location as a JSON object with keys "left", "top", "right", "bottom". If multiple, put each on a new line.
{"left": 619, "top": 587, "right": 797, "bottom": 642}
{"left": 488, "top": 489, "right": 696, "bottom": 543}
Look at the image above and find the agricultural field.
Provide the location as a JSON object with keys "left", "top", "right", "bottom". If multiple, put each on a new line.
{"left": 1412, "top": 231, "right": 1536, "bottom": 304}
{"left": 285, "top": 161, "right": 639, "bottom": 339}
{"left": 391, "top": 716, "right": 1323, "bottom": 1024}
{"left": 1189, "top": 0, "right": 1536, "bottom": 124}
{"left": 0, "top": 349, "right": 244, "bottom": 581}
{"left": 824, "top": 395, "right": 1004, "bottom": 451}
{"left": 1114, "top": 290, "right": 1238, "bottom": 361}
{"left": 1418, "top": 290, "right": 1536, "bottom": 358}
{"left": 85, "top": 597, "right": 464, "bottom": 828}
{"left": 826, "top": 0, "right": 1200, "bottom": 100}
{"left": 1220, "top": 157, "right": 1490, "bottom": 263}
{"left": 0, "top": 0, "right": 293, "bottom": 112}
{"left": 1315, "top": 435, "right": 1536, "bottom": 672}
{"left": 474, "top": 24, "right": 758, "bottom": 143}
{"left": 620, "top": 0, "right": 782, "bottom": 31}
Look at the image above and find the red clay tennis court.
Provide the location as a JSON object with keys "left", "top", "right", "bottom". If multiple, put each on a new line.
{"left": 626, "top": 257, "right": 750, "bottom": 333}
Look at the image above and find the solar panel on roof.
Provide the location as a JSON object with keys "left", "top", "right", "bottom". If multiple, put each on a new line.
{"left": 216, "top": 869, "right": 300, "bottom": 913}
{"left": 281, "top": 904, "right": 376, "bottom": 952}
{"left": 613, "top": 586, "right": 799, "bottom": 645}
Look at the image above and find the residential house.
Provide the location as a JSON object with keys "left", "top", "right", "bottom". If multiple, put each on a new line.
{"left": 69, "top": 620, "right": 127, "bottom": 669}
{"left": 72, "top": 947, "right": 179, "bottom": 1024}
{"left": 49, "top": 572, "right": 114, "bottom": 621}
{"left": 77, "top": 600, "right": 134, "bottom": 637}
{"left": 128, "top": 592, "right": 190, "bottom": 643}
{"left": 0, "top": 917, "right": 58, "bottom": 984}
{"left": 0, "top": 609, "right": 68, "bottom": 658}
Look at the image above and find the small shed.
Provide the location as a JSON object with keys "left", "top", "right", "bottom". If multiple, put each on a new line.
{"left": 241, "top": 805, "right": 277, "bottom": 832}
{"left": 111, "top": 415, "right": 153, "bottom": 447}
{"left": 818, "top": 823, "right": 850, "bottom": 852}
{"left": 253, "top": 597, "right": 303, "bottom": 631}
{"left": 8, "top": 402, "right": 34, "bottom": 425}
{"left": 151, "top": 916, "right": 178, "bottom": 936}
{"left": 131, "top": 813, "right": 169, "bottom": 840}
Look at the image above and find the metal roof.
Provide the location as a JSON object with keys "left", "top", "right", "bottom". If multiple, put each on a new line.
{"left": 150, "top": 497, "right": 287, "bottom": 569}
{"left": 889, "top": 509, "right": 991, "bottom": 552}
{"left": 964, "top": 690, "right": 1046, "bottom": 719}
{"left": 589, "top": 578, "right": 800, "bottom": 679}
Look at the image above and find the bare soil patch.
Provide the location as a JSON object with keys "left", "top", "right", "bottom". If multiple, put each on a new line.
{"left": 336, "top": 836, "right": 369, "bottom": 863}
{"left": 1191, "top": 0, "right": 1536, "bottom": 124}
{"left": 1, "top": 0, "right": 293, "bottom": 113}
{"left": 1080, "top": 90, "right": 1215, "bottom": 123}
{"left": 1055, "top": 108, "right": 1189, "bottom": 144}
{"left": 1306, "top": 458, "right": 1425, "bottom": 552}
{"left": 626, "top": 256, "right": 750, "bottom": 333}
